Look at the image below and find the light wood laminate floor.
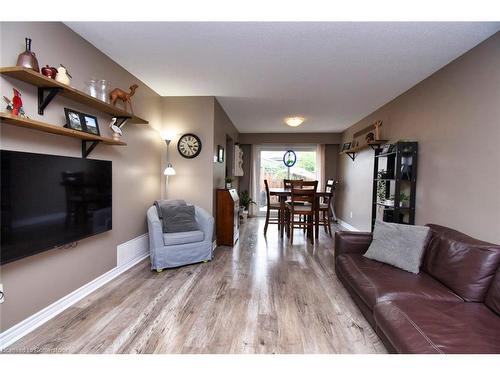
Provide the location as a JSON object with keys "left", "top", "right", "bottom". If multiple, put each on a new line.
{"left": 7, "top": 218, "right": 386, "bottom": 354}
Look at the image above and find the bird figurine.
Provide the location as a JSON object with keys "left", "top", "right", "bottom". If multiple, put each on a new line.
{"left": 3, "top": 88, "right": 27, "bottom": 117}
{"left": 109, "top": 117, "right": 123, "bottom": 141}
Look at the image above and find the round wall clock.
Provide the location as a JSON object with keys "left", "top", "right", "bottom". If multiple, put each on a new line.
{"left": 177, "top": 133, "right": 202, "bottom": 159}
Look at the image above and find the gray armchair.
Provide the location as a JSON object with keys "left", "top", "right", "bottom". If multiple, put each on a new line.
{"left": 146, "top": 204, "right": 214, "bottom": 271}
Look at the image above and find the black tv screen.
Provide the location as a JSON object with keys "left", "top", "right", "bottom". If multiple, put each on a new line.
{"left": 1, "top": 150, "right": 112, "bottom": 264}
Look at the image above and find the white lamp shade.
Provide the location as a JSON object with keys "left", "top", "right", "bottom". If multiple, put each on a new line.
{"left": 160, "top": 130, "right": 176, "bottom": 141}
{"left": 164, "top": 164, "right": 176, "bottom": 176}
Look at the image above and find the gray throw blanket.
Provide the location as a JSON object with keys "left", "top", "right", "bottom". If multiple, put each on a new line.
{"left": 154, "top": 199, "right": 187, "bottom": 232}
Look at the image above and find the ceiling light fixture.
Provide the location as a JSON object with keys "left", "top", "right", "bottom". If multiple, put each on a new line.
{"left": 284, "top": 116, "right": 305, "bottom": 127}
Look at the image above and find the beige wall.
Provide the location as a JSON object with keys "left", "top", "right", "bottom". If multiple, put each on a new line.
{"left": 159, "top": 96, "right": 215, "bottom": 214}
{"left": 0, "top": 22, "right": 162, "bottom": 331}
{"left": 325, "top": 144, "right": 339, "bottom": 181}
{"left": 239, "top": 132, "right": 341, "bottom": 144}
{"left": 213, "top": 99, "right": 239, "bottom": 211}
{"left": 336, "top": 33, "right": 500, "bottom": 244}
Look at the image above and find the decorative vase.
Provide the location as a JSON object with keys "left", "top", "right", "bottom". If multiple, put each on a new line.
{"left": 41, "top": 65, "right": 57, "bottom": 79}
{"left": 226, "top": 183, "right": 232, "bottom": 189}
{"left": 97, "top": 80, "right": 111, "bottom": 103}
{"left": 16, "top": 38, "right": 40, "bottom": 72}
{"left": 55, "top": 66, "right": 71, "bottom": 85}
{"left": 85, "top": 79, "right": 98, "bottom": 98}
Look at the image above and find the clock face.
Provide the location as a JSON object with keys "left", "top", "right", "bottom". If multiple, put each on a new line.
{"left": 177, "top": 133, "right": 202, "bottom": 159}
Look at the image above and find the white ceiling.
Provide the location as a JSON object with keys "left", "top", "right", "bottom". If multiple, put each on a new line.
{"left": 66, "top": 22, "right": 499, "bottom": 133}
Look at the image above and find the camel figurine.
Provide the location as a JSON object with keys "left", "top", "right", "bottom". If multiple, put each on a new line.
{"left": 109, "top": 84, "right": 138, "bottom": 113}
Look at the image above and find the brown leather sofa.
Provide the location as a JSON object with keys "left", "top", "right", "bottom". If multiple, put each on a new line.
{"left": 335, "top": 224, "right": 500, "bottom": 354}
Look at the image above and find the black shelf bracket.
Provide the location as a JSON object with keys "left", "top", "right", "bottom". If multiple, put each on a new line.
{"left": 346, "top": 152, "right": 356, "bottom": 161}
{"left": 114, "top": 117, "right": 130, "bottom": 128}
{"left": 82, "top": 140, "right": 100, "bottom": 158}
{"left": 38, "top": 87, "right": 62, "bottom": 115}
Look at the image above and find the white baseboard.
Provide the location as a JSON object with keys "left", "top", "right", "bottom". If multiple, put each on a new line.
{"left": 0, "top": 234, "right": 149, "bottom": 351}
{"left": 337, "top": 218, "right": 360, "bottom": 232}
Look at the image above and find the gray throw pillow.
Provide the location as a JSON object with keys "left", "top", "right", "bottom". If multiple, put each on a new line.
{"left": 364, "top": 220, "right": 430, "bottom": 274}
{"left": 163, "top": 205, "right": 198, "bottom": 233}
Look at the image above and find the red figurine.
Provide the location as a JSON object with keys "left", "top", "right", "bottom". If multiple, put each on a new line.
{"left": 11, "top": 88, "right": 22, "bottom": 116}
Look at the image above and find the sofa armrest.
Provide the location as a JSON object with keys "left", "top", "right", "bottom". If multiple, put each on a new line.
{"left": 147, "top": 206, "right": 165, "bottom": 251}
{"left": 335, "top": 231, "right": 373, "bottom": 258}
{"left": 195, "top": 206, "right": 214, "bottom": 244}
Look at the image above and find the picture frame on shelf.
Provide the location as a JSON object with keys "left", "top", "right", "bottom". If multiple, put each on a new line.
{"left": 64, "top": 108, "right": 84, "bottom": 131}
{"left": 83, "top": 114, "right": 100, "bottom": 135}
{"left": 341, "top": 142, "right": 351, "bottom": 152}
{"left": 64, "top": 108, "right": 100, "bottom": 136}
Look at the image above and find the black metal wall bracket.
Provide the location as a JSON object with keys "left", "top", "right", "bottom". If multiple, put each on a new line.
{"left": 38, "top": 87, "right": 62, "bottom": 115}
{"left": 345, "top": 152, "right": 356, "bottom": 161}
{"left": 82, "top": 140, "right": 100, "bottom": 158}
{"left": 114, "top": 117, "right": 130, "bottom": 128}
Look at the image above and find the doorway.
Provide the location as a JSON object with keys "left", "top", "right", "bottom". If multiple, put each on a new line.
{"left": 255, "top": 145, "right": 319, "bottom": 215}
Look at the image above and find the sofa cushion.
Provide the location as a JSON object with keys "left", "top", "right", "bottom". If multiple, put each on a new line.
{"left": 336, "top": 254, "right": 461, "bottom": 309}
{"left": 364, "top": 220, "right": 430, "bottom": 274}
{"left": 163, "top": 230, "right": 204, "bottom": 246}
{"left": 423, "top": 224, "right": 500, "bottom": 302}
{"left": 485, "top": 268, "right": 500, "bottom": 316}
{"left": 163, "top": 205, "right": 199, "bottom": 233}
{"left": 374, "top": 300, "right": 500, "bottom": 354}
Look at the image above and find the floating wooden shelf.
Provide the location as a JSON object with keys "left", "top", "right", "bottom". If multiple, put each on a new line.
{"left": 1, "top": 112, "right": 126, "bottom": 145}
{"left": 340, "top": 140, "right": 387, "bottom": 161}
{"left": 1, "top": 67, "right": 148, "bottom": 124}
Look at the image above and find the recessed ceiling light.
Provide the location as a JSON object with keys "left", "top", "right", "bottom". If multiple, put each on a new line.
{"left": 284, "top": 116, "right": 305, "bottom": 127}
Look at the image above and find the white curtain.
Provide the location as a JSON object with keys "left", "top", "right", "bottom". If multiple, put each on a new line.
{"left": 317, "top": 144, "right": 325, "bottom": 190}
{"left": 249, "top": 144, "right": 259, "bottom": 217}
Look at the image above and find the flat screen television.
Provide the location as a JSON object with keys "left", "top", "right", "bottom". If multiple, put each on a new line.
{"left": 1, "top": 150, "right": 112, "bottom": 265}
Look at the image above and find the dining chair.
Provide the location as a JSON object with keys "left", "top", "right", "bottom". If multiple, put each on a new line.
{"left": 263, "top": 179, "right": 281, "bottom": 235}
{"left": 317, "top": 179, "right": 337, "bottom": 236}
{"left": 285, "top": 180, "right": 318, "bottom": 244}
{"left": 284, "top": 179, "right": 303, "bottom": 189}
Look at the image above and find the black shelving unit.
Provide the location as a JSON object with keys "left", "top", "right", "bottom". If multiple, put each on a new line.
{"left": 371, "top": 141, "right": 418, "bottom": 230}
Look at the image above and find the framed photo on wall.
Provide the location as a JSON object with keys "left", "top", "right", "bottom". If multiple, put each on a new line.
{"left": 217, "top": 145, "right": 224, "bottom": 163}
{"left": 64, "top": 108, "right": 100, "bottom": 136}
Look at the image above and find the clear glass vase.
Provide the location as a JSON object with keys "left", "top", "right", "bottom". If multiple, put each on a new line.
{"left": 97, "top": 80, "right": 111, "bottom": 103}
{"left": 85, "top": 79, "right": 98, "bottom": 98}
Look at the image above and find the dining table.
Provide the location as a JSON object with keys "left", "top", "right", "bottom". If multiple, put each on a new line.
{"left": 269, "top": 187, "right": 331, "bottom": 239}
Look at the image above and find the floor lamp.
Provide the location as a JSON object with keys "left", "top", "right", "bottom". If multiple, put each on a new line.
{"left": 161, "top": 132, "right": 176, "bottom": 197}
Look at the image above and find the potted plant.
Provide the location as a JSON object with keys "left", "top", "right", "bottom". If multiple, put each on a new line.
{"left": 388, "top": 192, "right": 410, "bottom": 207}
{"left": 239, "top": 190, "right": 256, "bottom": 222}
{"left": 225, "top": 176, "right": 233, "bottom": 189}
{"left": 399, "top": 192, "right": 410, "bottom": 207}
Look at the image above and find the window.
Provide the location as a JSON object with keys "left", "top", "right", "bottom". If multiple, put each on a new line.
{"left": 256, "top": 145, "right": 319, "bottom": 214}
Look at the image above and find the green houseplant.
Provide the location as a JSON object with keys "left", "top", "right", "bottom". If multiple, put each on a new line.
{"left": 239, "top": 190, "right": 256, "bottom": 223}
{"left": 225, "top": 176, "right": 233, "bottom": 189}
{"left": 399, "top": 192, "right": 410, "bottom": 207}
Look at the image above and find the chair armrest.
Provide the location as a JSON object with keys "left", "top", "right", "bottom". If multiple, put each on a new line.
{"left": 335, "top": 231, "right": 373, "bottom": 258}
{"left": 195, "top": 206, "right": 214, "bottom": 244}
{"left": 147, "top": 206, "right": 164, "bottom": 250}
